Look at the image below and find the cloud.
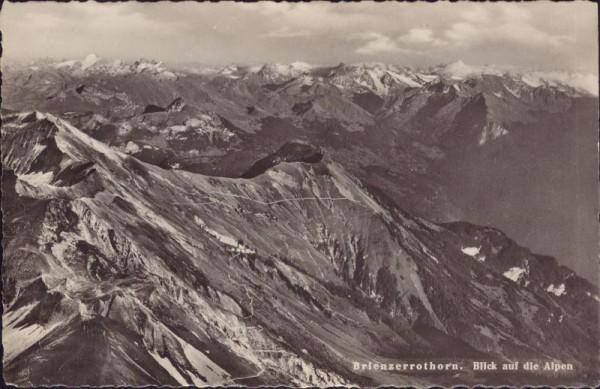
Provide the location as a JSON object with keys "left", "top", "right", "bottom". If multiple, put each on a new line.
{"left": 400, "top": 27, "right": 445, "bottom": 46}
{"left": 355, "top": 33, "right": 409, "bottom": 55}
{"left": 266, "top": 28, "right": 312, "bottom": 38}
{"left": 252, "top": 2, "right": 365, "bottom": 33}
{"left": 0, "top": 2, "right": 596, "bottom": 73}
{"left": 444, "top": 5, "right": 568, "bottom": 48}
{"left": 460, "top": 6, "right": 492, "bottom": 24}
{"left": 522, "top": 71, "right": 599, "bottom": 96}
{"left": 249, "top": 3, "right": 373, "bottom": 41}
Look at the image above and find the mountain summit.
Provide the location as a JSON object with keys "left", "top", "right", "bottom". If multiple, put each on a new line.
{"left": 241, "top": 142, "right": 323, "bottom": 178}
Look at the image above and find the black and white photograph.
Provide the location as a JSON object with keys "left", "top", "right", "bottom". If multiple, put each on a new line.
{"left": 1, "top": 1, "right": 599, "bottom": 387}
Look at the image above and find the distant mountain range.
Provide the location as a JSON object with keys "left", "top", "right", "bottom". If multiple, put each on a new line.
{"left": 8, "top": 55, "right": 597, "bottom": 94}
{"left": 2, "top": 56, "right": 598, "bottom": 386}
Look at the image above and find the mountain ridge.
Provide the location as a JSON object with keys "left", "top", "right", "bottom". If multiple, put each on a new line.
{"left": 3, "top": 56, "right": 597, "bottom": 283}
{"left": 6, "top": 55, "right": 597, "bottom": 96}
{"left": 2, "top": 110, "right": 599, "bottom": 386}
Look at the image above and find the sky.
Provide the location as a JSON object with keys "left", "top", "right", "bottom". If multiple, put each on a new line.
{"left": 0, "top": 1, "right": 598, "bottom": 73}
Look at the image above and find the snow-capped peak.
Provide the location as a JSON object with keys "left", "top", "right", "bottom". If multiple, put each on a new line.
{"left": 257, "top": 62, "right": 313, "bottom": 81}
{"left": 43, "top": 55, "right": 179, "bottom": 79}
{"left": 325, "top": 63, "right": 427, "bottom": 95}
{"left": 81, "top": 54, "right": 101, "bottom": 71}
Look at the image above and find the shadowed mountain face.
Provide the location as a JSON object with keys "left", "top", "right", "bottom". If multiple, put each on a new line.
{"left": 1, "top": 111, "right": 599, "bottom": 386}
{"left": 3, "top": 59, "right": 597, "bottom": 282}
{"left": 240, "top": 142, "right": 323, "bottom": 178}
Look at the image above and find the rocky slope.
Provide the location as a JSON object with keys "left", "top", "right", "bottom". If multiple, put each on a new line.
{"left": 2, "top": 112, "right": 599, "bottom": 386}
{"left": 3, "top": 59, "right": 597, "bottom": 279}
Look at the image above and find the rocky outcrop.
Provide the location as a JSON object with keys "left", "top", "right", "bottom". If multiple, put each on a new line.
{"left": 166, "top": 97, "right": 185, "bottom": 112}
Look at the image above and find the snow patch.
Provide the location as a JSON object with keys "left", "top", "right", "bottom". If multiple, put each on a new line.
{"left": 346, "top": 122, "right": 364, "bottom": 132}
{"left": 18, "top": 171, "right": 54, "bottom": 186}
{"left": 267, "top": 169, "right": 299, "bottom": 189}
{"left": 51, "top": 240, "right": 71, "bottom": 260}
{"left": 503, "top": 267, "right": 526, "bottom": 283}
{"left": 546, "top": 283, "right": 566, "bottom": 296}
{"left": 366, "top": 69, "right": 386, "bottom": 94}
{"left": 388, "top": 71, "right": 422, "bottom": 88}
{"left": 124, "top": 141, "right": 141, "bottom": 154}
{"left": 170, "top": 332, "right": 230, "bottom": 385}
{"left": 54, "top": 60, "right": 77, "bottom": 68}
{"left": 81, "top": 54, "right": 101, "bottom": 71}
{"left": 479, "top": 122, "right": 509, "bottom": 145}
{"left": 461, "top": 246, "right": 485, "bottom": 262}
{"left": 3, "top": 304, "right": 61, "bottom": 363}
{"left": 587, "top": 292, "right": 600, "bottom": 303}
{"left": 461, "top": 246, "right": 480, "bottom": 257}
{"left": 417, "top": 73, "right": 439, "bottom": 83}
{"left": 194, "top": 216, "right": 255, "bottom": 254}
{"left": 169, "top": 125, "right": 188, "bottom": 134}
{"left": 505, "top": 84, "right": 522, "bottom": 98}
{"left": 149, "top": 350, "right": 189, "bottom": 386}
